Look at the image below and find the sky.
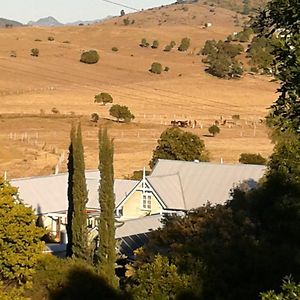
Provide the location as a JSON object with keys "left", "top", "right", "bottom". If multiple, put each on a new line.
{"left": 1, "top": 0, "right": 175, "bottom": 24}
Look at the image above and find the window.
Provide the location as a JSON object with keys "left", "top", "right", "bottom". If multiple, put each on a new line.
{"left": 142, "top": 193, "right": 152, "bottom": 210}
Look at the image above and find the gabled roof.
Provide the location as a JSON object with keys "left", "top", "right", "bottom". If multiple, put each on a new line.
{"left": 10, "top": 171, "right": 138, "bottom": 215}
{"left": 148, "top": 159, "right": 267, "bottom": 210}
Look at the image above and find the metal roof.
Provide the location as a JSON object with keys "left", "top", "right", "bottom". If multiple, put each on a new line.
{"left": 10, "top": 171, "right": 138, "bottom": 215}
{"left": 148, "top": 159, "right": 267, "bottom": 210}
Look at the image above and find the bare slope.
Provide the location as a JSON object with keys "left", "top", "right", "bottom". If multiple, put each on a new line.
{"left": 0, "top": 2, "right": 277, "bottom": 178}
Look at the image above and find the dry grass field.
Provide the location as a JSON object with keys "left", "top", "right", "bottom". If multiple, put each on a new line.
{"left": 0, "top": 2, "right": 277, "bottom": 179}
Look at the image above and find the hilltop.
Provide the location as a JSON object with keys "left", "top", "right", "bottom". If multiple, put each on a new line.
{"left": 28, "top": 16, "right": 63, "bottom": 27}
{"left": 0, "top": 1, "right": 277, "bottom": 178}
{"left": 0, "top": 17, "right": 23, "bottom": 28}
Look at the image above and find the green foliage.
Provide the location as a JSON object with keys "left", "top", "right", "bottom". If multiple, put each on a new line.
{"left": 239, "top": 153, "right": 267, "bottom": 165}
{"left": 261, "top": 278, "right": 300, "bottom": 300}
{"left": 140, "top": 38, "right": 149, "bottom": 48}
{"left": 164, "top": 44, "right": 172, "bottom": 52}
{"left": 149, "top": 127, "right": 209, "bottom": 169}
{"left": 0, "top": 282, "right": 28, "bottom": 300}
{"left": 66, "top": 123, "right": 90, "bottom": 261}
{"left": 31, "top": 48, "right": 39, "bottom": 57}
{"left": 129, "top": 255, "right": 193, "bottom": 300}
{"left": 97, "top": 128, "right": 118, "bottom": 288}
{"left": 151, "top": 40, "right": 159, "bottom": 49}
{"left": 150, "top": 62, "right": 163, "bottom": 74}
{"left": 80, "top": 50, "right": 99, "bottom": 64}
{"left": 235, "top": 27, "right": 253, "bottom": 42}
{"left": 111, "top": 46, "right": 119, "bottom": 52}
{"left": 123, "top": 17, "right": 130, "bottom": 26}
{"left": 30, "top": 256, "right": 124, "bottom": 300}
{"left": 109, "top": 104, "right": 135, "bottom": 122}
{"left": 94, "top": 92, "right": 113, "bottom": 105}
{"left": 0, "top": 178, "right": 45, "bottom": 284}
{"left": 202, "top": 40, "right": 244, "bottom": 78}
{"left": 178, "top": 37, "right": 190, "bottom": 51}
{"left": 91, "top": 113, "right": 99, "bottom": 123}
{"left": 208, "top": 124, "right": 220, "bottom": 136}
{"left": 253, "top": 0, "right": 300, "bottom": 133}
{"left": 127, "top": 169, "right": 151, "bottom": 180}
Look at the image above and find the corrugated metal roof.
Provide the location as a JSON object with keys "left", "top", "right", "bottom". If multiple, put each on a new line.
{"left": 148, "top": 159, "right": 267, "bottom": 210}
{"left": 115, "top": 214, "right": 162, "bottom": 239}
{"left": 10, "top": 171, "right": 138, "bottom": 215}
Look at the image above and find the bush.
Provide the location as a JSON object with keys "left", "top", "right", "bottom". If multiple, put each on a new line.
{"left": 10, "top": 50, "right": 17, "bottom": 58}
{"left": 164, "top": 66, "right": 170, "bottom": 72}
{"left": 151, "top": 40, "right": 159, "bottom": 49}
{"left": 31, "top": 48, "right": 39, "bottom": 57}
{"left": 178, "top": 37, "right": 190, "bottom": 51}
{"left": 140, "top": 38, "right": 149, "bottom": 48}
{"left": 91, "top": 113, "right": 99, "bottom": 123}
{"left": 111, "top": 47, "right": 118, "bottom": 52}
{"left": 170, "top": 40, "right": 176, "bottom": 48}
{"left": 208, "top": 124, "right": 220, "bottom": 136}
{"left": 164, "top": 44, "right": 172, "bottom": 52}
{"left": 63, "top": 40, "right": 71, "bottom": 44}
{"left": 123, "top": 17, "right": 130, "bottom": 26}
{"left": 109, "top": 104, "right": 134, "bottom": 122}
{"left": 48, "top": 36, "right": 55, "bottom": 41}
{"left": 34, "top": 38, "right": 42, "bottom": 42}
{"left": 94, "top": 92, "right": 113, "bottom": 105}
{"left": 232, "top": 114, "right": 240, "bottom": 120}
{"left": 150, "top": 62, "right": 163, "bottom": 74}
{"left": 51, "top": 107, "right": 59, "bottom": 114}
{"left": 80, "top": 50, "right": 99, "bottom": 64}
{"left": 239, "top": 153, "right": 267, "bottom": 165}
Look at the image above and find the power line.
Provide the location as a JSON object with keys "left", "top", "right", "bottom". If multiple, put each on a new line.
{"left": 99, "top": 0, "right": 140, "bottom": 12}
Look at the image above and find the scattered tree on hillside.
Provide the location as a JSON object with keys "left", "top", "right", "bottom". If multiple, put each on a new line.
{"left": 140, "top": 38, "right": 149, "bottom": 48}
{"left": 151, "top": 40, "right": 159, "bottom": 49}
{"left": 149, "top": 127, "right": 209, "bottom": 168}
{"left": 109, "top": 104, "right": 134, "bottom": 123}
{"left": 123, "top": 17, "right": 130, "bottom": 26}
{"left": 94, "top": 92, "right": 113, "bottom": 105}
{"left": 91, "top": 113, "right": 99, "bottom": 123}
{"left": 97, "top": 128, "right": 118, "bottom": 287}
{"left": 150, "top": 62, "right": 163, "bottom": 74}
{"left": 208, "top": 124, "right": 220, "bottom": 136}
{"left": 178, "top": 37, "right": 190, "bottom": 51}
{"left": 31, "top": 48, "right": 39, "bottom": 57}
{"left": 239, "top": 153, "right": 267, "bottom": 165}
{"left": 66, "top": 123, "right": 90, "bottom": 261}
{"left": 120, "top": 9, "right": 125, "bottom": 17}
{"left": 0, "top": 177, "right": 45, "bottom": 283}
{"left": 80, "top": 50, "right": 99, "bottom": 64}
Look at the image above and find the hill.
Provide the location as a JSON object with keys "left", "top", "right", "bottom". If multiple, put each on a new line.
{"left": 0, "top": 1, "right": 277, "bottom": 178}
{"left": 0, "top": 17, "right": 23, "bottom": 28}
{"left": 28, "top": 16, "right": 63, "bottom": 27}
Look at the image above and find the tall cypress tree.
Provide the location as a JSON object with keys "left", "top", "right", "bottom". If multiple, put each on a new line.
{"left": 67, "top": 123, "right": 89, "bottom": 260}
{"left": 66, "top": 124, "right": 75, "bottom": 257}
{"left": 97, "top": 128, "right": 118, "bottom": 287}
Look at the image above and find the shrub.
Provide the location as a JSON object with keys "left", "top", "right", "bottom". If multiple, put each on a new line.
{"left": 151, "top": 40, "right": 159, "bottom": 49}
{"left": 31, "top": 48, "right": 39, "bottom": 57}
{"left": 164, "top": 44, "right": 172, "bottom": 52}
{"left": 140, "top": 38, "right": 149, "bottom": 48}
{"left": 109, "top": 104, "right": 134, "bottom": 122}
{"left": 80, "top": 50, "right": 99, "bottom": 64}
{"left": 111, "top": 47, "right": 118, "bottom": 52}
{"left": 178, "top": 37, "right": 190, "bottom": 51}
{"left": 10, "top": 50, "right": 16, "bottom": 58}
{"left": 94, "top": 92, "right": 113, "bottom": 105}
{"left": 170, "top": 40, "right": 176, "bottom": 48}
{"left": 48, "top": 36, "right": 55, "bottom": 41}
{"left": 232, "top": 114, "right": 240, "bottom": 120}
{"left": 51, "top": 107, "right": 59, "bottom": 114}
{"left": 164, "top": 66, "right": 170, "bottom": 72}
{"left": 34, "top": 38, "right": 42, "bottom": 42}
{"left": 123, "top": 17, "right": 130, "bottom": 26}
{"left": 239, "top": 153, "right": 267, "bottom": 165}
{"left": 63, "top": 40, "right": 71, "bottom": 44}
{"left": 91, "top": 113, "right": 99, "bottom": 123}
{"left": 150, "top": 62, "right": 163, "bottom": 74}
{"left": 208, "top": 124, "right": 220, "bottom": 136}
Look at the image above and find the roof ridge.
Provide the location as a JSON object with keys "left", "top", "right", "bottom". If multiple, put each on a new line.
{"left": 176, "top": 172, "right": 187, "bottom": 210}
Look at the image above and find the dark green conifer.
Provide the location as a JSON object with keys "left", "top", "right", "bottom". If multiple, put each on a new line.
{"left": 97, "top": 128, "right": 118, "bottom": 287}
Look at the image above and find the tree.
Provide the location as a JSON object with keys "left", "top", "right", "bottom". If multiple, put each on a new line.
{"left": 97, "top": 128, "right": 118, "bottom": 287}
{"left": 109, "top": 104, "right": 134, "bottom": 122}
{"left": 208, "top": 124, "right": 220, "bottom": 136}
{"left": 178, "top": 37, "right": 190, "bottom": 51}
{"left": 66, "top": 123, "right": 90, "bottom": 261}
{"left": 80, "top": 50, "right": 99, "bottom": 64}
{"left": 91, "top": 113, "right": 99, "bottom": 123}
{"left": 0, "top": 177, "right": 45, "bottom": 284}
{"left": 123, "top": 17, "right": 130, "bottom": 26}
{"left": 140, "top": 38, "right": 149, "bottom": 48}
{"left": 239, "top": 153, "right": 267, "bottom": 165}
{"left": 31, "top": 48, "right": 39, "bottom": 57}
{"left": 149, "top": 127, "right": 209, "bottom": 169}
{"left": 151, "top": 40, "right": 159, "bottom": 49}
{"left": 120, "top": 9, "right": 125, "bottom": 17}
{"left": 129, "top": 255, "right": 193, "bottom": 300}
{"left": 253, "top": 0, "right": 300, "bottom": 133}
{"left": 94, "top": 92, "right": 113, "bottom": 105}
{"left": 149, "top": 62, "right": 162, "bottom": 74}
